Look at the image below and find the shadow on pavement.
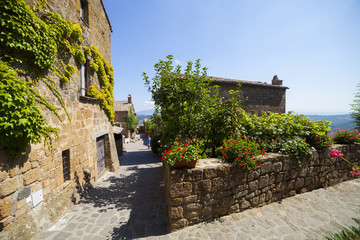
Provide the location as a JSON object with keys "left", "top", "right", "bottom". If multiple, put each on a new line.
{"left": 79, "top": 150, "right": 169, "bottom": 239}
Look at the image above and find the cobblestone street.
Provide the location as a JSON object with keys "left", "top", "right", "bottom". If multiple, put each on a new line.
{"left": 34, "top": 134, "right": 360, "bottom": 240}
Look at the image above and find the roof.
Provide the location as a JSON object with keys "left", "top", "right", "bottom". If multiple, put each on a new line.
{"left": 178, "top": 74, "right": 288, "bottom": 89}
{"left": 114, "top": 100, "right": 133, "bottom": 112}
{"left": 113, "top": 126, "right": 123, "bottom": 134}
{"left": 100, "top": 0, "right": 113, "bottom": 32}
{"left": 210, "top": 76, "right": 289, "bottom": 89}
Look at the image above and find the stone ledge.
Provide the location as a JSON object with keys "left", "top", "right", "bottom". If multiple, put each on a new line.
{"left": 79, "top": 95, "right": 98, "bottom": 104}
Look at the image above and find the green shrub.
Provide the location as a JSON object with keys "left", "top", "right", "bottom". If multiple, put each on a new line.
{"left": 267, "top": 138, "right": 312, "bottom": 165}
{"left": 325, "top": 217, "right": 360, "bottom": 240}
{"left": 150, "top": 135, "right": 162, "bottom": 155}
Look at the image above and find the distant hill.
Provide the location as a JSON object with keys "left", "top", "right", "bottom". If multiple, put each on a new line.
{"left": 136, "top": 109, "right": 154, "bottom": 115}
{"left": 136, "top": 112, "right": 356, "bottom": 131}
{"left": 136, "top": 114, "right": 152, "bottom": 125}
{"left": 306, "top": 114, "right": 356, "bottom": 133}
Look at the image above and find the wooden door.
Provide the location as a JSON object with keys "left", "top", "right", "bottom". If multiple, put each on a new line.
{"left": 96, "top": 136, "right": 105, "bottom": 176}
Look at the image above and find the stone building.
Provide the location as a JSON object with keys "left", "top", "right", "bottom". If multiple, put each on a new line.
{"left": 212, "top": 75, "right": 289, "bottom": 115}
{"left": 114, "top": 94, "right": 136, "bottom": 138}
{"left": 0, "top": 1, "right": 119, "bottom": 239}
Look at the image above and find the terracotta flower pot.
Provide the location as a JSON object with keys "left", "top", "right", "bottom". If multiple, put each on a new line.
{"left": 173, "top": 158, "right": 197, "bottom": 169}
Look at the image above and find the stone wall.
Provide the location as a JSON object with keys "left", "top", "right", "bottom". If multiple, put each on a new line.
{"left": 164, "top": 144, "right": 360, "bottom": 231}
{"left": 0, "top": 1, "right": 118, "bottom": 239}
{"left": 212, "top": 76, "right": 288, "bottom": 115}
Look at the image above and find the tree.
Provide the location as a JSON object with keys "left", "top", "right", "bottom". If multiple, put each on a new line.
{"left": 144, "top": 118, "right": 156, "bottom": 135}
{"left": 125, "top": 108, "right": 137, "bottom": 134}
{"left": 350, "top": 83, "right": 360, "bottom": 129}
{"left": 143, "top": 55, "right": 244, "bottom": 156}
{"left": 143, "top": 55, "right": 218, "bottom": 140}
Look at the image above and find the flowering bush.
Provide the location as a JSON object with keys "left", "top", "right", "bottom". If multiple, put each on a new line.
{"left": 306, "top": 133, "right": 332, "bottom": 149}
{"left": 216, "top": 137, "right": 265, "bottom": 170}
{"left": 162, "top": 139, "right": 200, "bottom": 166}
{"left": 330, "top": 149, "right": 360, "bottom": 177}
{"left": 331, "top": 129, "right": 360, "bottom": 144}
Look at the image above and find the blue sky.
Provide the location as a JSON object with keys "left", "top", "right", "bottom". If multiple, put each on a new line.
{"left": 102, "top": 0, "right": 360, "bottom": 114}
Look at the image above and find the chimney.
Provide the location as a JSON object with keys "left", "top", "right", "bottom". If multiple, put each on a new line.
{"left": 272, "top": 75, "right": 283, "bottom": 86}
{"left": 128, "top": 94, "right": 132, "bottom": 103}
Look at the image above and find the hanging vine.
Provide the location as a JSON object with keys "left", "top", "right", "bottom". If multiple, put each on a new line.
{"left": 86, "top": 46, "right": 115, "bottom": 122}
{"left": 0, "top": 0, "right": 114, "bottom": 154}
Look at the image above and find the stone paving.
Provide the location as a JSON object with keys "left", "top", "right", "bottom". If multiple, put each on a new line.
{"left": 33, "top": 134, "right": 360, "bottom": 240}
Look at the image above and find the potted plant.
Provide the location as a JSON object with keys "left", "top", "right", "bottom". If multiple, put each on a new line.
{"left": 162, "top": 139, "right": 199, "bottom": 169}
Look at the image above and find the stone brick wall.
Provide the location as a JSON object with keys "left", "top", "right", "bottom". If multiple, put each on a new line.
{"left": 164, "top": 144, "right": 360, "bottom": 231}
{"left": 0, "top": 1, "right": 118, "bottom": 239}
{"left": 212, "top": 77, "right": 288, "bottom": 115}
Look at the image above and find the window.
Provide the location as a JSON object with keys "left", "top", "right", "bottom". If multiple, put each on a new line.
{"left": 62, "top": 150, "right": 70, "bottom": 181}
{"left": 80, "top": 63, "right": 88, "bottom": 96}
{"left": 80, "top": 0, "right": 88, "bottom": 23}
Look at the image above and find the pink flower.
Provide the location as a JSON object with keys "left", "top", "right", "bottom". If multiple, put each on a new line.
{"left": 350, "top": 168, "right": 360, "bottom": 177}
{"left": 330, "top": 149, "right": 343, "bottom": 158}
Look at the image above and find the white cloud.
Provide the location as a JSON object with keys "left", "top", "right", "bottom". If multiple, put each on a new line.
{"left": 144, "top": 100, "right": 155, "bottom": 106}
{"left": 174, "top": 59, "right": 181, "bottom": 66}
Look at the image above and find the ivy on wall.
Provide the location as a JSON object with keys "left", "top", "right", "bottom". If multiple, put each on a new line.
{"left": 0, "top": 63, "right": 58, "bottom": 155}
{"left": 0, "top": 0, "right": 114, "bottom": 154}
{"left": 86, "top": 46, "right": 115, "bottom": 122}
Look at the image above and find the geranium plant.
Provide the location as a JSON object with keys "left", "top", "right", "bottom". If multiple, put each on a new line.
{"left": 162, "top": 139, "right": 200, "bottom": 166}
{"left": 331, "top": 129, "right": 360, "bottom": 144}
{"left": 216, "top": 137, "right": 265, "bottom": 170}
{"left": 330, "top": 149, "right": 360, "bottom": 177}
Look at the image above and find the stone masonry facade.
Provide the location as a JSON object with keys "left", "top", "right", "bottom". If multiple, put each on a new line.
{"left": 0, "top": 1, "right": 119, "bottom": 239}
{"left": 212, "top": 75, "right": 288, "bottom": 115}
{"left": 164, "top": 144, "right": 360, "bottom": 231}
{"left": 114, "top": 94, "right": 136, "bottom": 138}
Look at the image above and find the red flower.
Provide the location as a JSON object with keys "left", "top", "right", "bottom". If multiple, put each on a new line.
{"left": 240, "top": 163, "right": 243, "bottom": 166}
{"left": 182, "top": 150, "right": 186, "bottom": 153}
{"left": 184, "top": 143, "right": 188, "bottom": 147}
{"left": 177, "top": 147, "right": 181, "bottom": 151}
{"left": 181, "top": 156, "right": 184, "bottom": 159}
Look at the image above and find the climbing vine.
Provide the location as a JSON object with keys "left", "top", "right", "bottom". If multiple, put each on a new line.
{"left": 0, "top": 63, "right": 58, "bottom": 155}
{"left": 0, "top": 0, "right": 114, "bottom": 154}
{"left": 86, "top": 46, "right": 115, "bottom": 122}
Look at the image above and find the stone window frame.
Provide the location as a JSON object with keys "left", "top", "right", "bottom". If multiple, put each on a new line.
{"left": 80, "top": 0, "right": 89, "bottom": 26}
{"left": 80, "top": 62, "right": 90, "bottom": 97}
{"left": 62, "top": 149, "right": 70, "bottom": 182}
